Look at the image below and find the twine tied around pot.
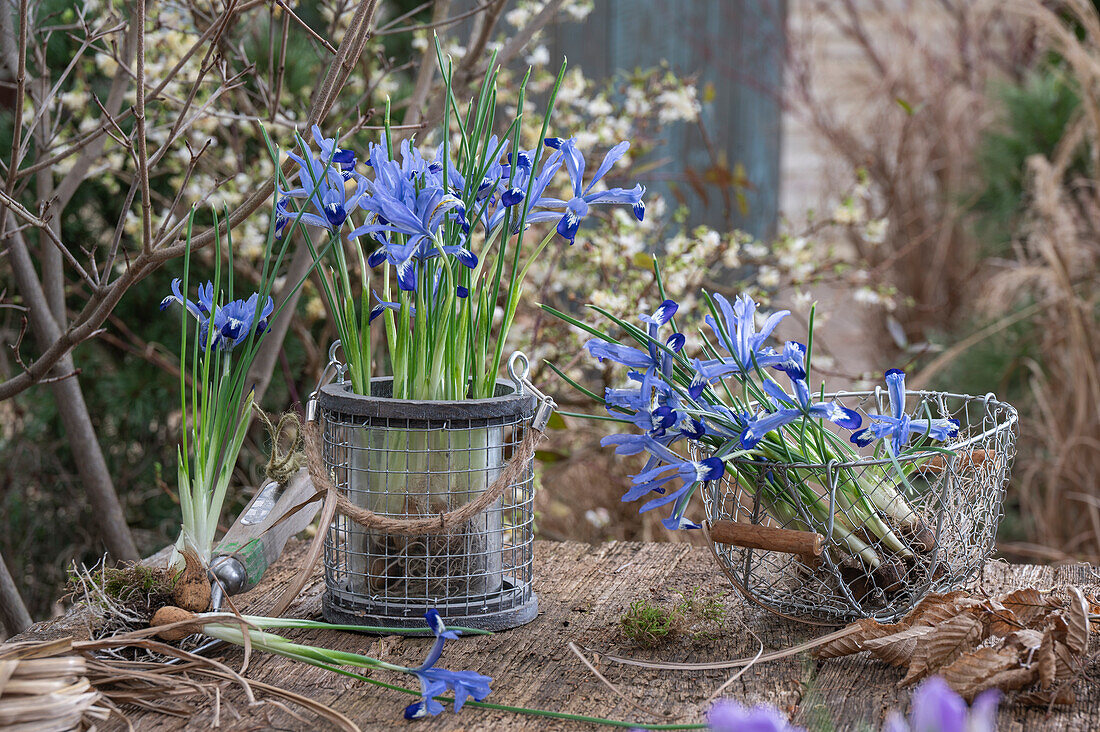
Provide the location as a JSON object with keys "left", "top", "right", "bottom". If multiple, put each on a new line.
{"left": 303, "top": 420, "right": 544, "bottom": 536}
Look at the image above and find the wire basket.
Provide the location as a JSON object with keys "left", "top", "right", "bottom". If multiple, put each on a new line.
{"left": 317, "top": 377, "right": 538, "bottom": 632}
{"left": 701, "top": 389, "right": 1019, "bottom": 624}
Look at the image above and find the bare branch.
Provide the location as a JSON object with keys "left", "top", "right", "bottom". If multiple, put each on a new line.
{"left": 133, "top": 0, "right": 153, "bottom": 252}
{"left": 402, "top": 0, "right": 452, "bottom": 129}
{"left": 273, "top": 0, "right": 336, "bottom": 55}
{"left": 0, "top": 0, "right": 383, "bottom": 401}
{"left": 375, "top": 0, "right": 496, "bottom": 36}
{"left": 5, "top": 224, "right": 139, "bottom": 560}
{"left": 0, "top": 187, "right": 98, "bottom": 288}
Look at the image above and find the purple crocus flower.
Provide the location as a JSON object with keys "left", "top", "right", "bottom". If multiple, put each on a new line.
{"left": 850, "top": 369, "right": 960, "bottom": 455}
{"left": 529, "top": 137, "right": 645, "bottom": 244}
{"left": 885, "top": 677, "right": 999, "bottom": 732}
{"left": 707, "top": 698, "right": 805, "bottom": 732}
{"left": 403, "top": 609, "right": 493, "bottom": 719}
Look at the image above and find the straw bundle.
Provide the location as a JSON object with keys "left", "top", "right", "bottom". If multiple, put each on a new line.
{"left": 0, "top": 639, "right": 108, "bottom": 731}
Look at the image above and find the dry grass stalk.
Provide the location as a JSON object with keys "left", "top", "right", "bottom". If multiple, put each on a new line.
{"left": 980, "top": 1, "right": 1100, "bottom": 559}
{"left": 1, "top": 627, "right": 362, "bottom": 731}
{"left": 0, "top": 638, "right": 109, "bottom": 731}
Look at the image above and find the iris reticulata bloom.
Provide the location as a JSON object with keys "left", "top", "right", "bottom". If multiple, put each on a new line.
{"left": 851, "top": 369, "right": 960, "bottom": 455}
{"left": 403, "top": 609, "right": 493, "bottom": 719}
{"left": 739, "top": 376, "right": 862, "bottom": 449}
{"left": 533, "top": 137, "right": 645, "bottom": 244}
{"left": 160, "top": 279, "right": 273, "bottom": 351}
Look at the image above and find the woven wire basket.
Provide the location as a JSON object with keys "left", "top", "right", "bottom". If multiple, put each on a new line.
{"left": 701, "top": 389, "right": 1019, "bottom": 624}
{"left": 318, "top": 378, "right": 538, "bottom": 631}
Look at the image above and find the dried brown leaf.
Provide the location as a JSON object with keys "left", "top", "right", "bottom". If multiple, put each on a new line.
{"left": 863, "top": 625, "right": 937, "bottom": 667}
{"left": 1017, "top": 688, "right": 1077, "bottom": 707}
{"left": 903, "top": 591, "right": 969, "bottom": 627}
{"left": 1038, "top": 629, "right": 1056, "bottom": 691}
{"left": 996, "top": 588, "right": 1056, "bottom": 631}
{"left": 940, "top": 647, "right": 1029, "bottom": 702}
{"left": 1003, "top": 628, "right": 1044, "bottom": 654}
{"left": 812, "top": 619, "right": 908, "bottom": 660}
{"left": 986, "top": 605, "right": 1024, "bottom": 637}
{"left": 1065, "top": 587, "right": 1089, "bottom": 656}
{"left": 1044, "top": 610, "right": 1069, "bottom": 644}
{"left": 980, "top": 667, "right": 1040, "bottom": 700}
{"left": 1053, "top": 641, "right": 1079, "bottom": 683}
{"left": 902, "top": 612, "right": 987, "bottom": 685}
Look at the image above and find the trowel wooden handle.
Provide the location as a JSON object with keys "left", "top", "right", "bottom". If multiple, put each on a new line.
{"left": 708, "top": 520, "right": 824, "bottom": 559}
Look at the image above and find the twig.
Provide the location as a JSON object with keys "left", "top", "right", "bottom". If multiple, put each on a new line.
{"left": 567, "top": 641, "right": 671, "bottom": 720}
{"left": 0, "top": 187, "right": 98, "bottom": 288}
{"left": 374, "top": 0, "right": 496, "bottom": 36}
{"left": 273, "top": 0, "right": 336, "bottom": 55}
{"left": 402, "top": 0, "right": 451, "bottom": 129}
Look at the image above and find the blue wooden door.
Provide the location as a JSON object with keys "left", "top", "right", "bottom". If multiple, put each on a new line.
{"left": 545, "top": 0, "right": 785, "bottom": 239}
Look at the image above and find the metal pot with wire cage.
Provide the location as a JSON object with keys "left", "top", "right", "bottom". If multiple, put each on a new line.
{"left": 700, "top": 388, "right": 1019, "bottom": 624}
{"left": 315, "top": 350, "right": 553, "bottom": 632}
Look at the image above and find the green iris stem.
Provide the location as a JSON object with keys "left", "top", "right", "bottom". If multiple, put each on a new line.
{"left": 195, "top": 617, "right": 704, "bottom": 730}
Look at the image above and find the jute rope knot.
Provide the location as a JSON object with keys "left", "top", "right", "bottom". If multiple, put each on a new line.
{"left": 255, "top": 407, "right": 306, "bottom": 486}
{"left": 302, "top": 420, "right": 544, "bottom": 536}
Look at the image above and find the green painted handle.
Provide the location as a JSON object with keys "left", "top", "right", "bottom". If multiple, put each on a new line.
{"left": 215, "top": 468, "right": 319, "bottom": 592}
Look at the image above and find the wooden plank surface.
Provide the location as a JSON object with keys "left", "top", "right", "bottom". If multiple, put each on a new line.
{"left": 13, "top": 540, "right": 1100, "bottom": 730}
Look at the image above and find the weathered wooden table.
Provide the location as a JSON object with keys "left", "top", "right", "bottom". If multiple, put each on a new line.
{"left": 17, "top": 540, "right": 1100, "bottom": 730}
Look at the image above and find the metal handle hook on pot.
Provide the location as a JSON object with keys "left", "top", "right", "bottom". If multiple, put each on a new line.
{"left": 306, "top": 340, "right": 346, "bottom": 422}
{"left": 508, "top": 351, "right": 557, "bottom": 432}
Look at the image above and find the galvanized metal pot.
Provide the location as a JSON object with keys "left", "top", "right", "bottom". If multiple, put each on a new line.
{"left": 317, "top": 377, "right": 539, "bottom": 632}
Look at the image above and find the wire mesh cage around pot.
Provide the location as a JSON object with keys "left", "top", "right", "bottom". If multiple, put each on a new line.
{"left": 700, "top": 390, "right": 1018, "bottom": 624}
{"left": 318, "top": 377, "right": 539, "bottom": 632}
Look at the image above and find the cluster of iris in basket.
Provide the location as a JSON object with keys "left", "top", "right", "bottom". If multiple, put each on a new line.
{"left": 552, "top": 283, "right": 962, "bottom": 573}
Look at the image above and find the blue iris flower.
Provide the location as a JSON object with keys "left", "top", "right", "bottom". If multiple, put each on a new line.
{"left": 403, "top": 609, "right": 493, "bottom": 720}
{"left": 281, "top": 133, "right": 370, "bottom": 235}
{"left": 687, "top": 341, "right": 803, "bottom": 401}
{"left": 351, "top": 190, "right": 475, "bottom": 291}
{"left": 585, "top": 299, "right": 683, "bottom": 373}
{"left": 706, "top": 293, "right": 790, "bottom": 368}
{"left": 486, "top": 147, "right": 565, "bottom": 233}
{"left": 368, "top": 289, "right": 407, "bottom": 324}
{"left": 597, "top": 431, "right": 722, "bottom": 530}
{"left": 687, "top": 296, "right": 792, "bottom": 399}
{"left": 160, "top": 279, "right": 273, "bottom": 351}
{"left": 699, "top": 403, "right": 753, "bottom": 442}
{"left": 850, "top": 369, "right": 960, "bottom": 454}
{"left": 739, "top": 377, "right": 862, "bottom": 449}
{"left": 311, "top": 124, "right": 356, "bottom": 169}
{"left": 771, "top": 340, "right": 808, "bottom": 380}
{"left": 529, "top": 137, "right": 645, "bottom": 244}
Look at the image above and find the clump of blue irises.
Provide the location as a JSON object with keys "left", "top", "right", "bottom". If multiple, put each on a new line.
{"left": 551, "top": 283, "right": 960, "bottom": 573}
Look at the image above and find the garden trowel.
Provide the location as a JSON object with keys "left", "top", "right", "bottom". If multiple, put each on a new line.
{"left": 207, "top": 467, "right": 319, "bottom": 612}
